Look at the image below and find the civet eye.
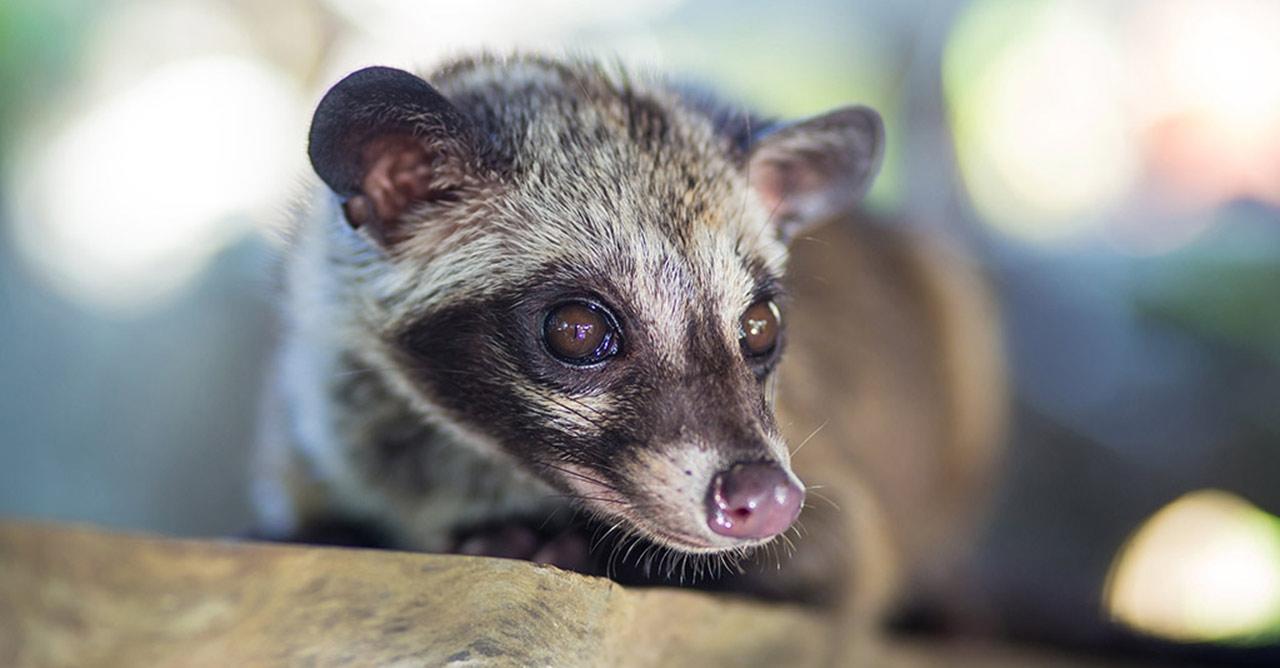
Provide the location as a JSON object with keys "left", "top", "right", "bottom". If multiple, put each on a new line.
{"left": 739, "top": 299, "right": 781, "bottom": 358}
{"left": 543, "top": 301, "right": 620, "bottom": 365}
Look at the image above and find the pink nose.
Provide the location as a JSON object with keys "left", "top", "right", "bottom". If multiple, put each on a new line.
{"left": 706, "top": 463, "right": 804, "bottom": 540}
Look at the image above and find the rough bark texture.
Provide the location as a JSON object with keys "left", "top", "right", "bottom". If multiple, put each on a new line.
{"left": 0, "top": 522, "right": 1138, "bottom": 667}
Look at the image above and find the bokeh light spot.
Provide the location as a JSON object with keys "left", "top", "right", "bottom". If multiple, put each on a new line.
{"left": 945, "top": 0, "right": 1138, "bottom": 243}
{"left": 1105, "top": 490, "right": 1280, "bottom": 645}
{"left": 6, "top": 55, "right": 303, "bottom": 312}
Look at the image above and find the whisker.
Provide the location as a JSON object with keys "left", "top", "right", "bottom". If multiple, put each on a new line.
{"left": 536, "top": 506, "right": 563, "bottom": 532}
{"left": 544, "top": 493, "right": 648, "bottom": 508}
{"left": 790, "top": 420, "right": 828, "bottom": 457}
{"left": 805, "top": 488, "right": 841, "bottom": 511}
{"left": 536, "top": 461, "right": 615, "bottom": 488}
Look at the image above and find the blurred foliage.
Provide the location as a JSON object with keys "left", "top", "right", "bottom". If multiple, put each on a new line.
{"left": 0, "top": 1, "right": 95, "bottom": 157}
{"left": 1141, "top": 261, "right": 1280, "bottom": 365}
{"left": 1134, "top": 216, "right": 1280, "bottom": 367}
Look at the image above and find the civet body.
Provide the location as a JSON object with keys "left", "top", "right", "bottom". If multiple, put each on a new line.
{"left": 254, "top": 54, "right": 1006, "bottom": 643}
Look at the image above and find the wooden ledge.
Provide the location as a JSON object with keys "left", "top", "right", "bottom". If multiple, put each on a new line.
{"left": 0, "top": 521, "right": 1148, "bottom": 667}
{"left": 0, "top": 522, "right": 828, "bottom": 667}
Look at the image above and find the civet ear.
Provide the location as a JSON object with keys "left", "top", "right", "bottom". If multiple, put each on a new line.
{"left": 748, "top": 106, "right": 884, "bottom": 242}
{"left": 308, "top": 66, "right": 482, "bottom": 245}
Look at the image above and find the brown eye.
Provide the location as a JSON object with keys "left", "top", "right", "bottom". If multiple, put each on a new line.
{"left": 740, "top": 299, "right": 781, "bottom": 358}
{"left": 544, "top": 301, "right": 620, "bottom": 365}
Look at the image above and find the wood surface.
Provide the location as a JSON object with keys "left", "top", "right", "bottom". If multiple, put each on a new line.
{"left": 0, "top": 522, "right": 1143, "bottom": 667}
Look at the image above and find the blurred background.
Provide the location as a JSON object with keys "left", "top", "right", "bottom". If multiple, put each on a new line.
{"left": 0, "top": 0, "right": 1277, "bottom": 663}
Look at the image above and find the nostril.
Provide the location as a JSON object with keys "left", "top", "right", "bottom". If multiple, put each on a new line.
{"left": 706, "top": 462, "right": 804, "bottom": 540}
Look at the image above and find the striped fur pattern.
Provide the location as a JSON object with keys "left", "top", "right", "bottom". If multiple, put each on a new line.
{"left": 254, "top": 54, "right": 1003, "bottom": 628}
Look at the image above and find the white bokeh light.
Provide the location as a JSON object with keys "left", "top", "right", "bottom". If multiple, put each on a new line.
{"left": 1133, "top": 0, "right": 1280, "bottom": 143}
{"left": 1105, "top": 490, "right": 1280, "bottom": 644}
{"left": 1128, "top": 0, "right": 1280, "bottom": 210}
{"left": 321, "top": 0, "right": 682, "bottom": 74}
{"left": 947, "top": 0, "right": 1139, "bottom": 243}
{"left": 8, "top": 56, "right": 303, "bottom": 312}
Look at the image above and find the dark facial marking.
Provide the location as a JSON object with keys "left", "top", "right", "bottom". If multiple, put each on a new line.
{"left": 395, "top": 292, "right": 595, "bottom": 469}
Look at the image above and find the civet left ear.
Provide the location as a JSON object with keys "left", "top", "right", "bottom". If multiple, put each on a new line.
{"left": 307, "top": 66, "right": 485, "bottom": 245}
{"left": 748, "top": 106, "right": 884, "bottom": 242}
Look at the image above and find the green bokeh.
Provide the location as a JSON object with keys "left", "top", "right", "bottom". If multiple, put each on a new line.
{"left": 0, "top": 0, "right": 94, "bottom": 159}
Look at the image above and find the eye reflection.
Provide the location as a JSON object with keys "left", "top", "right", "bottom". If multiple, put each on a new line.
{"left": 543, "top": 301, "right": 618, "bottom": 364}
{"left": 740, "top": 299, "right": 781, "bottom": 357}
